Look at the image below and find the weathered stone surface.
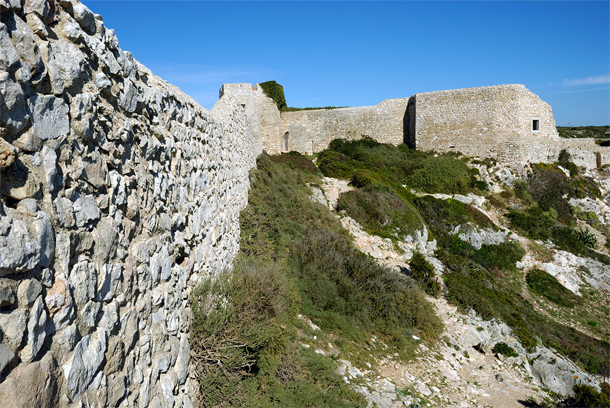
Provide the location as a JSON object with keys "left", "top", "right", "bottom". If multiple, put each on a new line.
{"left": 0, "top": 308, "right": 26, "bottom": 348}
{"left": 69, "top": 261, "right": 96, "bottom": 305}
{"left": 0, "top": 343, "right": 15, "bottom": 374}
{"left": 0, "top": 138, "right": 16, "bottom": 168}
{"left": 24, "top": 0, "right": 50, "bottom": 19}
{"left": 45, "top": 273, "right": 75, "bottom": 331}
{"left": 12, "top": 130, "right": 42, "bottom": 152}
{"left": 72, "top": 2, "right": 96, "bottom": 34}
{"left": 104, "top": 337, "right": 124, "bottom": 375}
{"left": 0, "top": 352, "right": 60, "bottom": 408}
{"left": 41, "top": 145, "right": 61, "bottom": 192}
{"left": 0, "top": 72, "right": 29, "bottom": 135}
{"left": 28, "top": 95, "right": 70, "bottom": 140}
{"left": 73, "top": 193, "right": 100, "bottom": 227}
{"left": 119, "top": 79, "right": 138, "bottom": 113}
{"left": 21, "top": 295, "right": 48, "bottom": 362}
{"left": 97, "top": 262, "right": 121, "bottom": 302}
{"left": 17, "top": 278, "right": 41, "bottom": 306}
{"left": 53, "top": 197, "right": 75, "bottom": 228}
{"left": 1, "top": 157, "right": 42, "bottom": 200}
{"left": 30, "top": 210, "right": 55, "bottom": 267}
{"left": 0, "top": 23, "right": 19, "bottom": 73}
{"left": 0, "top": 279, "right": 16, "bottom": 307}
{"left": 0, "top": 212, "right": 41, "bottom": 275}
{"left": 63, "top": 328, "right": 108, "bottom": 397}
{"left": 11, "top": 13, "right": 45, "bottom": 83}
{"left": 45, "top": 40, "right": 87, "bottom": 94}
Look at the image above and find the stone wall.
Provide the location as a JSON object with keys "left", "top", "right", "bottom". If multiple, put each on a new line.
{"left": 408, "top": 85, "right": 556, "bottom": 162}
{"left": 278, "top": 98, "right": 409, "bottom": 155}
{"left": 0, "top": 1, "right": 261, "bottom": 407}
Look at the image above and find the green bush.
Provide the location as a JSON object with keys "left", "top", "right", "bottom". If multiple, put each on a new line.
{"left": 577, "top": 227, "right": 598, "bottom": 249}
{"left": 410, "top": 252, "right": 439, "bottom": 296}
{"left": 559, "top": 384, "right": 610, "bottom": 408}
{"left": 492, "top": 342, "right": 518, "bottom": 358}
{"left": 269, "top": 151, "right": 321, "bottom": 175}
{"left": 473, "top": 242, "right": 525, "bottom": 273}
{"left": 337, "top": 185, "right": 425, "bottom": 241}
{"left": 526, "top": 268, "right": 581, "bottom": 308}
{"left": 317, "top": 150, "right": 357, "bottom": 179}
{"left": 190, "top": 258, "right": 297, "bottom": 407}
{"left": 259, "top": 80, "right": 287, "bottom": 110}
{"left": 407, "top": 156, "right": 472, "bottom": 194}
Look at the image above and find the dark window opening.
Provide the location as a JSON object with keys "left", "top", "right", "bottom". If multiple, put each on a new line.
{"left": 532, "top": 119, "right": 540, "bottom": 131}
{"left": 284, "top": 132, "right": 289, "bottom": 151}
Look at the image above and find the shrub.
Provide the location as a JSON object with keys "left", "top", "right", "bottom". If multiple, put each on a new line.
{"left": 492, "top": 342, "right": 518, "bottom": 358}
{"left": 407, "top": 156, "right": 472, "bottom": 194}
{"left": 473, "top": 242, "right": 525, "bottom": 273}
{"left": 527, "top": 164, "right": 575, "bottom": 222}
{"left": 409, "top": 252, "right": 439, "bottom": 296}
{"left": 190, "top": 258, "right": 297, "bottom": 407}
{"left": 259, "top": 80, "right": 287, "bottom": 110}
{"left": 526, "top": 268, "right": 580, "bottom": 308}
{"left": 317, "top": 150, "right": 356, "bottom": 179}
{"left": 559, "top": 384, "right": 610, "bottom": 408}
{"left": 269, "top": 151, "right": 321, "bottom": 175}
{"left": 337, "top": 185, "right": 425, "bottom": 240}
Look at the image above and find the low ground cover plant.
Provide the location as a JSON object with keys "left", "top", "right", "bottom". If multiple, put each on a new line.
{"left": 526, "top": 268, "right": 581, "bottom": 308}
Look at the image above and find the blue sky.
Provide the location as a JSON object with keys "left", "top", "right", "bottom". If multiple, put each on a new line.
{"left": 84, "top": 1, "right": 609, "bottom": 126}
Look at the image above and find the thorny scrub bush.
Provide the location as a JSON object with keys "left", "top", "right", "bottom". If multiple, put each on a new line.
{"left": 293, "top": 229, "right": 443, "bottom": 344}
{"left": 190, "top": 258, "right": 298, "bottom": 407}
{"left": 526, "top": 268, "right": 581, "bottom": 308}
{"left": 409, "top": 252, "right": 440, "bottom": 297}
{"left": 492, "top": 342, "right": 518, "bottom": 358}
{"left": 337, "top": 185, "right": 425, "bottom": 241}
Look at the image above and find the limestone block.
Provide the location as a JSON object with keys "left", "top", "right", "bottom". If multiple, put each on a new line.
{"left": 1, "top": 157, "right": 42, "bottom": 200}
{"left": 30, "top": 210, "right": 55, "bottom": 267}
{"left": 0, "top": 352, "right": 60, "bottom": 408}
{"left": 53, "top": 197, "right": 75, "bottom": 228}
{"left": 11, "top": 13, "right": 45, "bottom": 83}
{"left": 72, "top": 3, "right": 96, "bottom": 35}
{"left": 0, "top": 23, "right": 19, "bottom": 73}
{"left": 27, "top": 94, "right": 69, "bottom": 140}
{"left": 0, "top": 138, "right": 16, "bottom": 168}
{"left": 25, "top": 13, "right": 48, "bottom": 38}
{"left": 21, "top": 295, "right": 48, "bottom": 362}
{"left": 0, "top": 308, "right": 26, "bottom": 348}
{"left": 13, "top": 130, "right": 42, "bottom": 152}
{"left": 0, "top": 343, "right": 15, "bottom": 374}
{"left": 69, "top": 261, "right": 96, "bottom": 306}
{"left": 0, "top": 72, "right": 29, "bottom": 135}
{"left": 44, "top": 273, "right": 75, "bottom": 331}
{"left": 96, "top": 263, "right": 121, "bottom": 302}
{"left": 73, "top": 193, "right": 100, "bottom": 227}
{"left": 0, "top": 279, "right": 16, "bottom": 307}
{"left": 0, "top": 212, "right": 41, "bottom": 275}
{"left": 119, "top": 78, "right": 138, "bottom": 113}
{"left": 17, "top": 278, "right": 41, "bottom": 306}
{"left": 62, "top": 328, "right": 108, "bottom": 397}
{"left": 44, "top": 40, "right": 87, "bottom": 94}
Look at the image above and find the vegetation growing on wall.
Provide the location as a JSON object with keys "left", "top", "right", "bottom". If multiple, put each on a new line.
{"left": 259, "top": 80, "right": 287, "bottom": 111}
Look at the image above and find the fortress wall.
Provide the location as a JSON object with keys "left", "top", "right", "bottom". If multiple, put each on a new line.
{"left": 411, "top": 84, "right": 568, "bottom": 164}
{"left": 0, "top": 2, "right": 260, "bottom": 407}
{"left": 278, "top": 98, "right": 409, "bottom": 155}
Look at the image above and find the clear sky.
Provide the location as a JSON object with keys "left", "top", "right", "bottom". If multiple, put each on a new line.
{"left": 83, "top": 1, "right": 609, "bottom": 126}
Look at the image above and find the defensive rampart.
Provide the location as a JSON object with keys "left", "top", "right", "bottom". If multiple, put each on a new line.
{"left": 0, "top": 1, "right": 261, "bottom": 407}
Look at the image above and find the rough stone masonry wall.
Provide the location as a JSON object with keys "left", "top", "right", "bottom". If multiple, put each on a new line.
{"left": 0, "top": 1, "right": 261, "bottom": 407}
{"left": 278, "top": 98, "right": 409, "bottom": 155}
{"left": 411, "top": 84, "right": 562, "bottom": 163}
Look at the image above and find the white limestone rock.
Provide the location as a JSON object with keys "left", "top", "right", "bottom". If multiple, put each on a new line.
{"left": 0, "top": 72, "right": 29, "bottom": 135}
{"left": 44, "top": 40, "right": 87, "bottom": 94}
{"left": 21, "top": 295, "right": 48, "bottom": 362}
{"left": 63, "top": 328, "right": 108, "bottom": 397}
{"left": 0, "top": 212, "right": 41, "bottom": 275}
{"left": 28, "top": 94, "right": 70, "bottom": 140}
{"left": 73, "top": 193, "right": 100, "bottom": 227}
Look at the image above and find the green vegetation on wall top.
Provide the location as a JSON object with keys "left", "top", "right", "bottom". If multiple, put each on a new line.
{"left": 259, "top": 80, "right": 287, "bottom": 111}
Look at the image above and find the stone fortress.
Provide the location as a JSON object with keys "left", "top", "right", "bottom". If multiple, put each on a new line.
{"left": 0, "top": 1, "right": 607, "bottom": 407}
{"left": 219, "top": 83, "right": 608, "bottom": 169}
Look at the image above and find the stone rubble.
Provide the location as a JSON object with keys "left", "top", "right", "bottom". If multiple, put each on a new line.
{"left": 0, "top": 1, "right": 261, "bottom": 406}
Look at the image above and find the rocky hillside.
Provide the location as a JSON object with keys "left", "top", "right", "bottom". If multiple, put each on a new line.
{"left": 189, "top": 143, "right": 609, "bottom": 407}
{"left": 0, "top": 1, "right": 259, "bottom": 407}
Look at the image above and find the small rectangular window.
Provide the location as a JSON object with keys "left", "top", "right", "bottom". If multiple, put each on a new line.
{"left": 532, "top": 119, "right": 540, "bottom": 131}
